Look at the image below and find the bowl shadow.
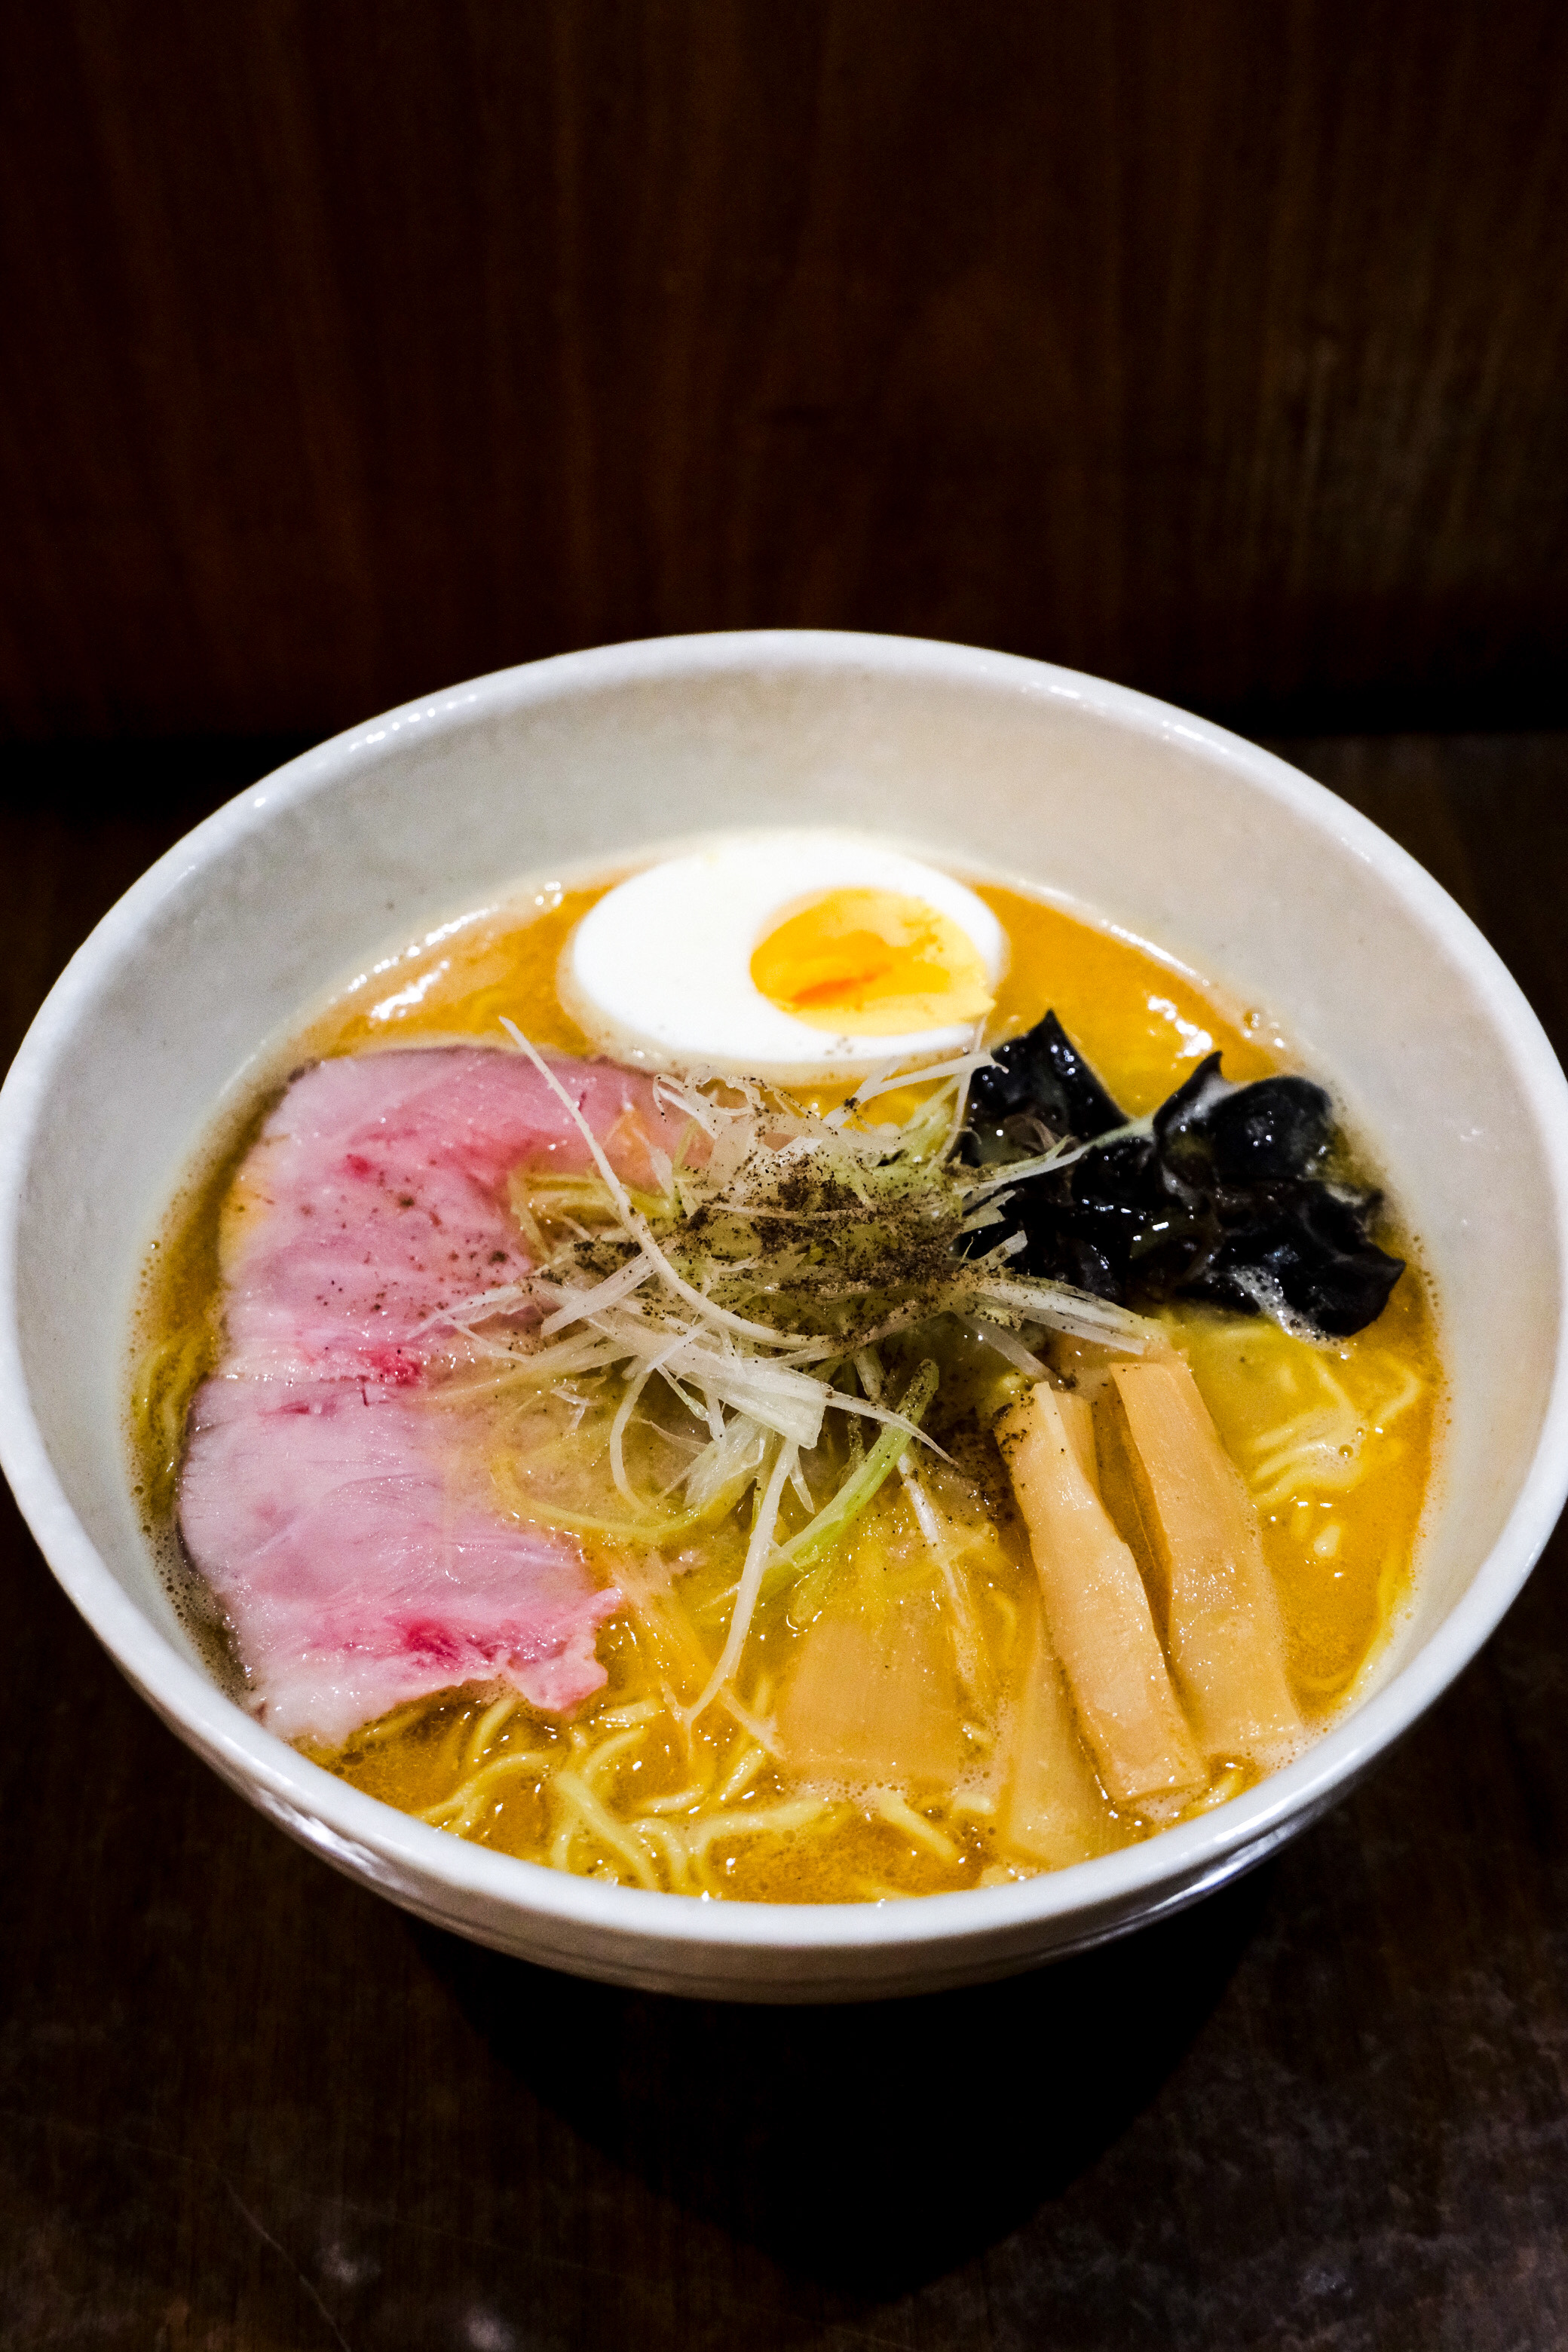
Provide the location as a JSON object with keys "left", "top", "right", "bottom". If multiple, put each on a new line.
{"left": 419, "top": 1866, "right": 1268, "bottom": 2295}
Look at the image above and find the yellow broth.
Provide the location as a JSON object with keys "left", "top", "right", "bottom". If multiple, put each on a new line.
{"left": 133, "top": 876, "right": 1443, "bottom": 1902}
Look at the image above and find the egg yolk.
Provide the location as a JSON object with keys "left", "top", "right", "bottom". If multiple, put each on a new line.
{"left": 749, "top": 889, "right": 994, "bottom": 1036}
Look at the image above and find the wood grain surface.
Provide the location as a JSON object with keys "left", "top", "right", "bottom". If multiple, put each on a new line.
{"left": 2, "top": 732, "right": 1567, "bottom": 2350}
{"left": 3, "top": 2, "right": 1567, "bottom": 740}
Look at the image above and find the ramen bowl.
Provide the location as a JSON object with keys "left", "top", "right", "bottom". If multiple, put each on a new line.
{"left": 2, "top": 630, "right": 1566, "bottom": 2001}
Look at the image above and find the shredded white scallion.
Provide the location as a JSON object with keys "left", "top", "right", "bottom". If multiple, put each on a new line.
{"left": 683, "top": 1436, "right": 797, "bottom": 1726}
{"left": 435, "top": 1019, "right": 1169, "bottom": 1704}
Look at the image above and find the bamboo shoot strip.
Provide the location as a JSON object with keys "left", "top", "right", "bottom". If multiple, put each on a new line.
{"left": 996, "top": 1384, "right": 1204, "bottom": 1812}
{"left": 1103, "top": 1361, "right": 1303, "bottom": 1769}
{"left": 1055, "top": 1389, "right": 1101, "bottom": 1495}
{"left": 1001, "top": 1597, "right": 1119, "bottom": 1867}
{"left": 777, "top": 1597, "right": 966, "bottom": 1785}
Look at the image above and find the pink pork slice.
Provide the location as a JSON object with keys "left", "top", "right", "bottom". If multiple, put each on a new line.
{"left": 180, "top": 1046, "right": 680, "bottom": 1746}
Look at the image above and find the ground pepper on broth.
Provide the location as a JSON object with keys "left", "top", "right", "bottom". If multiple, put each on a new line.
{"left": 131, "top": 871, "right": 1441, "bottom": 1904}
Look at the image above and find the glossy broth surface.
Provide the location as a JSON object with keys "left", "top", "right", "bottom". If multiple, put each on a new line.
{"left": 135, "top": 875, "right": 1441, "bottom": 1903}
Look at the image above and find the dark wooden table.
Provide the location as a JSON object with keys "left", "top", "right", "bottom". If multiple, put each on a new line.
{"left": 5, "top": 733, "right": 1567, "bottom": 2352}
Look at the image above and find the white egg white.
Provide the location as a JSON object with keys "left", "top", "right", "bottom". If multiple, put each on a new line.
{"left": 559, "top": 831, "right": 1008, "bottom": 1082}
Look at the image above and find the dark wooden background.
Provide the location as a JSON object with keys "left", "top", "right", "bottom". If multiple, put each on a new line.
{"left": 2, "top": 0, "right": 1566, "bottom": 743}
{"left": 7, "top": 7, "right": 1568, "bottom": 2347}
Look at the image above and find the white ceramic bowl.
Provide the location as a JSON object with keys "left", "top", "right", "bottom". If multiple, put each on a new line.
{"left": 4, "top": 631, "right": 1567, "bottom": 2002}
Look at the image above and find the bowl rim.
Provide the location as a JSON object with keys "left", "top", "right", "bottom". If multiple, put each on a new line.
{"left": 5, "top": 624, "right": 1567, "bottom": 1968}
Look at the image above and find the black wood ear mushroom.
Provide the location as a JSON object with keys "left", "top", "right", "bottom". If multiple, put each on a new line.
{"left": 957, "top": 1013, "right": 1404, "bottom": 1337}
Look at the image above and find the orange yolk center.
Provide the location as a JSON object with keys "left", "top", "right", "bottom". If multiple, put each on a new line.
{"left": 749, "top": 888, "right": 994, "bottom": 1037}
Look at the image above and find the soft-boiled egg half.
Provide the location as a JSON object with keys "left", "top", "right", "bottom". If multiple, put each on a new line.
{"left": 560, "top": 833, "right": 1008, "bottom": 1083}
